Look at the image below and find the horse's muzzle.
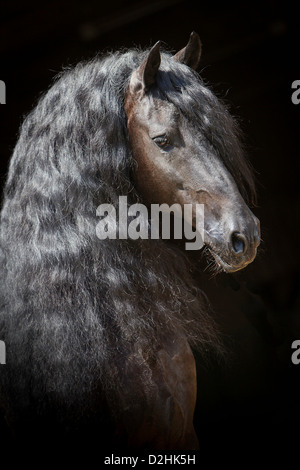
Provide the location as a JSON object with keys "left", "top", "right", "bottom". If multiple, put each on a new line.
{"left": 205, "top": 216, "right": 261, "bottom": 272}
{"left": 230, "top": 216, "right": 260, "bottom": 255}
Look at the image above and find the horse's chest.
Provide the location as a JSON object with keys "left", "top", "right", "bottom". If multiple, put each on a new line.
{"left": 118, "top": 336, "right": 198, "bottom": 449}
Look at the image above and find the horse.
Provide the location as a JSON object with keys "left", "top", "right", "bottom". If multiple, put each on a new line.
{"left": 0, "top": 32, "right": 260, "bottom": 450}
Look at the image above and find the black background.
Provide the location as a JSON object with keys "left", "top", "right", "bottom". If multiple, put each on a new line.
{"left": 0, "top": 0, "right": 300, "bottom": 461}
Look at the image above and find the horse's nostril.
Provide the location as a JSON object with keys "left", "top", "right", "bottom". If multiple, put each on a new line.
{"left": 231, "top": 232, "right": 246, "bottom": 255}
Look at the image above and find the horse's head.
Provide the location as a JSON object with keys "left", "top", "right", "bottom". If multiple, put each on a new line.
{"left": 125, "top": 33, "right": 260, "bottom": 273}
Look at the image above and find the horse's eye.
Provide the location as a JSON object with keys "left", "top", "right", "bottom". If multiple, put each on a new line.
{"left": 152, "top": 135, "right": 170, "bottom": 149}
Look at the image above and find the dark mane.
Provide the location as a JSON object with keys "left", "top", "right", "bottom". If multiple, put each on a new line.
{"left": 0, "top": 48, "right": 251, "bottom": 425}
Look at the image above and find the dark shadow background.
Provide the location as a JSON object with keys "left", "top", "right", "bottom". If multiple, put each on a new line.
{"left": 0, "top": 0, "right": 300, "bottom": 459}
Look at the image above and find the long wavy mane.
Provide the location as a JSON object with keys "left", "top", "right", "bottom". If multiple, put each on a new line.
{"left": 0, "top": 48, "right": 254, "bottom": 427}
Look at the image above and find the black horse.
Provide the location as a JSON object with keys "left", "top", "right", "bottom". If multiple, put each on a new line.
{"left": 0, "top": 33, "right": 260, "bottom": 449}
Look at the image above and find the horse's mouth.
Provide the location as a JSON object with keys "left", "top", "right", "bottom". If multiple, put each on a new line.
{"left": 204, "top": 243, "right": 252, "bottom": 273}
{"left": 208, "top": 248, "right": 251, "bottom": 273}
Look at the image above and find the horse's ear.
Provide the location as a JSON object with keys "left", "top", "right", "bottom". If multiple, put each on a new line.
{"left": 131, "top": 41, "right": 161, "bottom": 95}
{"left": 173, "top": 32, "right": 202, "bottom": 70}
